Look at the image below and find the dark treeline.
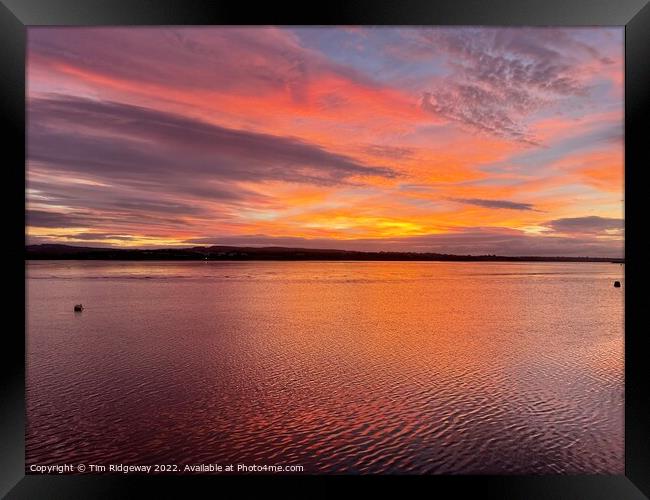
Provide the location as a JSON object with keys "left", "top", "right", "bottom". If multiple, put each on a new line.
{"left": 26, "top": 244, "right": 624, "bottom": 263}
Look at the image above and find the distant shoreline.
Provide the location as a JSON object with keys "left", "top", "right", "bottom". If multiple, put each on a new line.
{"left": 25, "top": 244, "right": 624, "bottom": 263}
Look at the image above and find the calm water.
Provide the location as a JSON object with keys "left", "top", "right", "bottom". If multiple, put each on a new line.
{"left": 26, "top": 260, "right": 624, "bottom": 474}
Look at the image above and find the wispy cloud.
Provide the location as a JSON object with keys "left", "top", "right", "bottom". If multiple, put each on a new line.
{"left": 363, "top": 144, "right": 415, "bottom": 160}
{"left": 28, "top": 27, "right": 381, "bottom": 100}
{"left": 451, "top": 198, "right": 536, "bottom": 211}
{"left": 416, "top": 28, "right": 615, "bottom": 143}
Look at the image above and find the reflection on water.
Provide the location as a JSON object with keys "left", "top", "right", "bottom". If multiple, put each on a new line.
{"left": 26, "top": 261, "right": 624, "bottom": 474}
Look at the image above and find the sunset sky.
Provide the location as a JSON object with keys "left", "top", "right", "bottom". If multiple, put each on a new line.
{"left": 26, "top": 27, "right": 624, "bottom": 257}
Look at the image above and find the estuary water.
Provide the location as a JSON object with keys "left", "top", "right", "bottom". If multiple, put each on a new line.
{"left": 26, "top": 260, "right": 624, "bottom": 474}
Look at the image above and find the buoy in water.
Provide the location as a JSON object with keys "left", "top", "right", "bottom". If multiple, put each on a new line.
{"left": 74, "top": 304, "right": 84, "bottom": 312}
{"left": 614, "top": 281, "right": 621, "bottom": 288}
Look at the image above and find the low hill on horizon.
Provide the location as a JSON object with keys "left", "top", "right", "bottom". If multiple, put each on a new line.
{"left": 25, "top": 244, "right": 624, "bottom": 263}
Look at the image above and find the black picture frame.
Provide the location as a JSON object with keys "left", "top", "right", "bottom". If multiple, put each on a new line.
{"left": 2, "top": 1, "right": 649, "bottom": 498}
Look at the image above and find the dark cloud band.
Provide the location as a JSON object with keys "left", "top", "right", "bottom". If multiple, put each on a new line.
{"left": 451, "top": 198, "right": 536, "bottom": 211}
{"left": 28, "top": 96, "right": 398, "bottom": 186}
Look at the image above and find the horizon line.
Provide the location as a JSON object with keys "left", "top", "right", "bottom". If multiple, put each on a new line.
{"left": 25, "top": 243, "right": 625, "bottom": 261}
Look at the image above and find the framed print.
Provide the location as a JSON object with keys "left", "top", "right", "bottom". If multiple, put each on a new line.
{"left": 2, "top": 0, "right": 649, "bottom": 498}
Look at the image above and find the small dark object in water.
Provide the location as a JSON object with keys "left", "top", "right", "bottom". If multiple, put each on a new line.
{"left": 74, "top": 304, "right": 84, "bottom": 312}
{"left": 614, "top": 281, "right": 621, "bottom": 288}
